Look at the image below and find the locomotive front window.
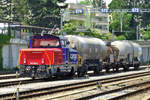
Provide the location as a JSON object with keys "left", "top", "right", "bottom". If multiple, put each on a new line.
{"left": 32, "top": 39, "right": 60, "bottom": 48}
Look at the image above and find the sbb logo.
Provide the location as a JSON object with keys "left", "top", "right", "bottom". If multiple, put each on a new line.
{"left": 70, "top": 54, "right": 77, "bottom": 60}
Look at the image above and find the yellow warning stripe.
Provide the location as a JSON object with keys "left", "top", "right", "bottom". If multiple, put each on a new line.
{"left": 17, "top": 51, "right": 22, "bottom": 69}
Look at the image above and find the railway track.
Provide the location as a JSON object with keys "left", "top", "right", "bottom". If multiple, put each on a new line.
{"left": 0, "top": 66, "right": 147, "bottom": 88}
{"left": 1, "top": 71, "right": 150, "bottom": 100}
{"left": 0, "top": 71, "right": 15, "bottom": 75}
{"left": 107, "top": 83, "right": 150, "bottom": 100}
{"left": 76, "top": 77, "right": 150, "bottom": 100}
{"left": 0, "top": 78, "right": 45, "bottom": 88}
{"left": 0, "top": 74, "right": 16, "bottom": 80}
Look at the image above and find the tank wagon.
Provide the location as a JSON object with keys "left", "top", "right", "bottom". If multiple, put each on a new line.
{"left": 19, "top": 34, "right": 78, "bottom": 79}
{"left": 65, "top": 35, "right": 107, "bottom": 76}
{"left": 104, "top": 41, "right": 142, "bottom": 72}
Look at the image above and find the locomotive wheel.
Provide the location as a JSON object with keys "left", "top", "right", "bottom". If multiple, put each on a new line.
{"left": 57, "top": 68, "right": 60, "bottom": 72}
{"left": 94, "top": 66, "right": 100, "bottom": 74}
{"left": 70, "top": 67, "right": 75, "bottom": 76}
{"left": 134, "top": 64, "right": 139, "bottom": 70}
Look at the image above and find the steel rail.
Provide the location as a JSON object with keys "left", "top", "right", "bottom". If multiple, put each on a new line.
{"left": 0, "top": 74, "right": 16, "bottom": 80}
{"left": 1, "top": 71, "right": 150, "bottom": 100}
{"left": 76, "top": 79, "right": 150, "bottom": 100}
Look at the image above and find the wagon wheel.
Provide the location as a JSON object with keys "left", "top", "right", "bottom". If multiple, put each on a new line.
{"left": 123, "top": 64, "right": 129, "bottom": 71}
{"left": 105, "top": 65, "right": 110, "bottom": 73}
{"left": 94, "top": 62, "right": 102, "bottom": 74}
{"left": 94, "top": 66, "right": 100, "bottom": 74}
{"left": 77, "top": 66, "right": 87, "bottom": 77}
{"left": 134, "top": 64, "right": 139, "bottom": 70}
{"left": 115, "top": 65, "right": 119, "bottom": 72}
{"left": 77, "top": 67, "right": 81, "bottom": 77}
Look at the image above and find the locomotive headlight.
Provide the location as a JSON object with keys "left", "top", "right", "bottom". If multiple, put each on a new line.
{"left": 41, "top": 58, "right": 44, "bottom": 64}
{"left": 24, "top": 58, "right": 26, "bottom": 64}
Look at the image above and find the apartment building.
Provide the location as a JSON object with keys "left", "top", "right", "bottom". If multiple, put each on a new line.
{"left": 64, "top": 3, "right": 109, "bottom": 33}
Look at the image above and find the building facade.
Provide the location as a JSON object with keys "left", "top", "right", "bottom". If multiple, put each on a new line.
{"left": 64, "top": 3, "right": 109, "bottom": 33}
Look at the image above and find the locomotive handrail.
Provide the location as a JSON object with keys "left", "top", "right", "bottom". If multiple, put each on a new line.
{"left": 45, "top": 52, "right": 52, "bottom": 70}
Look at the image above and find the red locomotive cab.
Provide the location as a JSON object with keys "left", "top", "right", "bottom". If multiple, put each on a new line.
{"left": 20, "top": 48, "right": 63, "bottom": 66}
{"left": 19, "top": 34, "right": 63, "bottom": 79}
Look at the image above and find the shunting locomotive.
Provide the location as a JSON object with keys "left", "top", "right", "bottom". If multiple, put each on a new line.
{"left": 19, "top": 34, "right": 78, "bottom": 79}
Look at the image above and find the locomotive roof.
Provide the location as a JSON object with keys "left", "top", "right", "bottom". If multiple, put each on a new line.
{"left": 32, "top": 34, "right": 59, "bottom": 39}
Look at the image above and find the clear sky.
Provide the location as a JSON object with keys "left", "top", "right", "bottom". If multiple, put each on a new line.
{"left": 66, "top": 0, "right": 112, "bottom": 6}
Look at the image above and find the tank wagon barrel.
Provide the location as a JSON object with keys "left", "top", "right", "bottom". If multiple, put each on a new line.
{"left": 104, "top": 40, "right": 142, "bottom": 72}
{"left": 65, "top": 35, "right": 107, "bottom": 76}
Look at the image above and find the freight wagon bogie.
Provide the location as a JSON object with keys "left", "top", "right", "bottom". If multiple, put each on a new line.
{"left": 76, "top": 59, "right": 102, "bottom": 76}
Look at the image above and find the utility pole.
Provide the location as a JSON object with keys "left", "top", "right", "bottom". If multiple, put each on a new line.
{"left": 136, "top": 25, "right": 139, "bottom": 40}
{"left": 101, "top": 0, "right": 103, "bottom": 8}
{"left": 60, "top": 10, "right": 63, "bottom": 30}
{"left": 112, "top": 30, "right": 114, "bottom": 41}
{"left": 120, "top": 12, "right": 123, "bottom": 32}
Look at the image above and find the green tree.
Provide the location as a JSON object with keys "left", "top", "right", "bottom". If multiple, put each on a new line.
{"left": 125, "top": 0, "right": 150, "bottom": 27}
{"left": 0, "top": 0, "right": 67, "bottom": 27}
{"left": 109, "top": 0, "right": 126, "bottom": 9}
{"left": 61, "top": 23, "right": 119, "bottom": 41}
{"left": 109, "top": 0, "right": 150, "bottom": 40}
{"left": 0, "top": 0, "right": 12, "bottom": 20}
{"left": 109, "top": 0, "right": 137, "bottom": 40}
{"left": 116, "top": 35, "right": 126, "bottom": 40}
{"left": 61, "top": 23, "right": 77, "bottom": 35}
{"left": 109, "top": 12, "right": 133, "bottom": 39}
{"left": 141, "top": 24, "right": 150, "bottom": 40}
{"left": 26, "top": 0, "right": 67, "bottom": 28}
{"left": 12, "top": 0, "right": 29, "bottom": 23}
{"left": 80, "top": 0, "right": 92, "bottom": 5}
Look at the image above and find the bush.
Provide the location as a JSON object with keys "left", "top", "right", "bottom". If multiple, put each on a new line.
{"left": 116, "top": 35, "right": 126, "bottom": 40}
